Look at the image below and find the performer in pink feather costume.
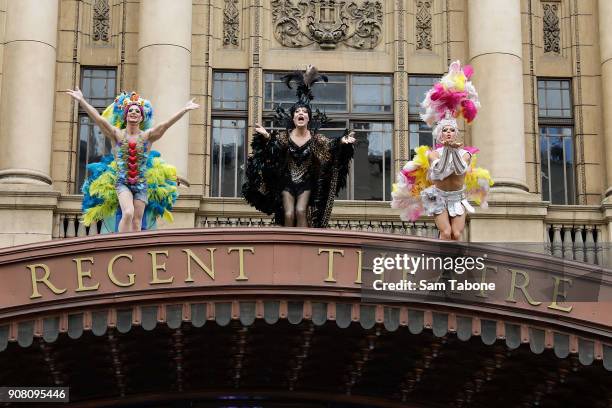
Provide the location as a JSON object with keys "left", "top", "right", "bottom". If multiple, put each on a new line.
{"left": 391, "top": 61, "right": 493, "bottom": 241}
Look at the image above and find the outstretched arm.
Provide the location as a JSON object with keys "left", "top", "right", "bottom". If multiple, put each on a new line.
{"left": 147, "top": 98, "right": 200, "bottom": 143}
{"left": 66, "top": 87, "right": 120, "bottom": 143}
{"left": 254, "top": 123, "right": 270, "bottom": 140}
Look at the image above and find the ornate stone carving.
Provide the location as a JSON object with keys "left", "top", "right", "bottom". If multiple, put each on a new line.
{"left": 271, "top": 0, "right": 383, "bottom": 50}
{"left": 416, "top": 0, "right": 432, "bottom": 51}
{"left": 92, "top": 0, "right": 110, "bottom": 42}
{"left": 543, "top": 2, "right": 560, "bottom": 54}
{"left": 223, "top": 0, "right": 240, "bottom": 46}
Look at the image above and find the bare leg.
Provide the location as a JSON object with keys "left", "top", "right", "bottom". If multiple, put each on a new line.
{"left": 450, "top": 212, "right": 466, "bottom": 241}
{"left": 117, "top": 190, "right": 135, "bottom": 232}
{"left": 282, "top": 191, "right": 296, "bottom": 227}
{"left": 295, "top": 190, "right": 311, "bottom": 227}
{"left": 434, "top": 211, "right": 452, "bottom": 240}
{"left": 132, "top": 199, "right": 146, "bottom": 231}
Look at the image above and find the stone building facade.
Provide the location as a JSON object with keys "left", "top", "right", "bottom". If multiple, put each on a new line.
{"left": 0, "top": 0, "right": 611, "bottom": 259}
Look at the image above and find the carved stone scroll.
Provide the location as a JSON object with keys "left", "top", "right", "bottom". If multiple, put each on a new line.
{"left": 271, "top": 0, "right": 383, "bottom": 50}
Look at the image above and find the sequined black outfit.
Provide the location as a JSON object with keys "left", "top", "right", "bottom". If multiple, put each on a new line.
{"left": 242, "top": 130, "right": 353, "bottom": 227}
{"left": 284, "top": 138, "right": 313, "bottom": 197}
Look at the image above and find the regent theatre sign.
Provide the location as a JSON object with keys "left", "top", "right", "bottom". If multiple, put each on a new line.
{"left": 0, "top": 228, "right": 610, "bottom": 329}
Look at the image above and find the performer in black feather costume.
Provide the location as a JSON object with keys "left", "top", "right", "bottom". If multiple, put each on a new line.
{"left": 242, "top": 65, "right": 355, "bottom": 227}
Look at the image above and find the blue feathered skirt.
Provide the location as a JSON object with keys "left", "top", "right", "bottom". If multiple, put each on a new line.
{"left": 81, "top": 151, "right": 178, "bottom": 232}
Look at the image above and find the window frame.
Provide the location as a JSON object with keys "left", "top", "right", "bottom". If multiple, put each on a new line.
{"left": 210, "top": 70, "right": 249, "bottom": 198}
{"left": 537, "top": 78, "right": 575, "bottom": 205}
{"left": 76, "top": 67, "right": 117, "bottom": 193}
{"left": 263, "top": 71, "right": 395, "bottom": 201}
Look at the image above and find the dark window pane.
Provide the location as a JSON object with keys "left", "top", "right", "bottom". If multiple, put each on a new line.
{"left": 538, "top": 79, "right": 572, "bottom": 118}
{"left": 212, "top": 72, "right": 247, "bottom": 110}
{"left": 540, "top": 131, "right": 550, "bottom": 202}
{"left": 352, "top": 75, "right": 393, "bottom": 113}
{"left": 409, "top": 122, "right": 433, "bottom": 159}
{"left": 77, "top": 115, "right": 112, "bottom": 191}
{"left": 549, "top": 136, "right": 565, "bottom": 203}
{"left": 77, "top": 68, "right": 116, "bottom": 192}
{"left": 540, "top": 126, "right": 574, "bottom": 204}
{"left": 538, "top": 87, "right": 546, "bottom": 113}
{"left": 264, "top": 72, "right": 347, "bottom": 112}
{"left": 408, "top": 76, "right": 437, "bottom": 115}
{"left": 351, "top": 122, "right": 393, "bottom": 201}
{"left": 81, "top": 68, "right": 116, "bottom": 109}
{"left": 211, "top": 119, "right": 246, "bottom": 197}
{"left": 564, "top": 136, "right": 575, "bottom": 204}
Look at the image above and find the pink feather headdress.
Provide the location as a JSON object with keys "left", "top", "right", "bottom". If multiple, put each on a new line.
{"left": 420, "top": 61, "right": 480, "bottom": 138}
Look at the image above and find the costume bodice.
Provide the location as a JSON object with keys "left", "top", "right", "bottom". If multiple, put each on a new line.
{"left": 116, "top": 132, "right": 149, "bottom": 188}
{"left": 287, "top": 137, "right": 313, "bottom": 184}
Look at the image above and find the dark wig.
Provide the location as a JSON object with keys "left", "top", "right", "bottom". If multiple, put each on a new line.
{"left": 287, "top": 102, "right": 313, "bottom": 130}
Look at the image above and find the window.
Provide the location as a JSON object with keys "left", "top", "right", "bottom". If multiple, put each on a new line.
{"left": 538, "top": 79, "right": 572, "bottom": 118}
{"left": 538, "top": 79, "right": 575, "bottom": 204}
{"left": 77, "top": 68, "right": 116, "bottom": 191}
{"left": 265, "top": 73, "right": 348, "bottom": 112}
{"left": 407, "top": 76, "right": 437, "bottom": 160}
{"left": 351, "top": 122, "right": 393, "bottom": 200}
{"left": 211, "top": 72, "right": 248, "bottom": 197}
{"left": 263, "top": 73, "right": 394, "bottom": 200}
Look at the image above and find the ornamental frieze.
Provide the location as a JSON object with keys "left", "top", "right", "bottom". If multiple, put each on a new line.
{"left": 223, "top": 0, "right": 240, "bottom": 47}
{"left": 271, "top": 0, "right": 384, "bottom": 50}
{"left": 542, "top": 2, "right": 560, "bottom": 54}
{"left": 92, "top": 0, "right": 110, "bottom": 42}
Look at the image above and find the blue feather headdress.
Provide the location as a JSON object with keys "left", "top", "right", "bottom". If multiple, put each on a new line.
{"left": 102, "top": 91, "right": 154, "bottom": 131}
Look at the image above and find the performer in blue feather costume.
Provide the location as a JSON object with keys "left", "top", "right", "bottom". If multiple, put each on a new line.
{"left": 67, "top": 88, "right": 199, "bottom": 232}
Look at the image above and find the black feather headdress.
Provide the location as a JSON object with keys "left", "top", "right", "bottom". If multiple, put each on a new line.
{"left": 274, "top": 65, "right": 329, "bottom": 132}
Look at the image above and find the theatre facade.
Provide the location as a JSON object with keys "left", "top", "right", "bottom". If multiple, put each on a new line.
{"left": 0, "top": 0, "right": 612, "bottom": 407}
{"left": 0, "top": 228, "right": 611, "bottom": 407}
{"left": 0, "top": 0, "right": 610, "bottom": 252}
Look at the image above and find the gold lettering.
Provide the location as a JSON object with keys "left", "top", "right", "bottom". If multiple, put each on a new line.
{"left": 73, "top": 257, "right": 99, "bottom": 292}
{"left": 183, "top": 248, "right": 216, "bottom": 282}
{"left": 548, "top": 276, "right": 573, "bottom": 312}
{"left": 476, "top": 265, "right": 497, "bottom": 298}
{"left": 506, "top": 268, "right": 541, "bottom": 306}
{"left": 228, "top": 247, "right": 254, "bottom": 281}
{"left": 149, "top": 250, "right": 173, "bottom": 284}
{"left": 107, "top": 254, "right": 135, "bottom": 287}
{"left": 318, "top": 248, "right": 344, "bottom": 283}
{"left": 28, "top": 264, "right": 66, "bottom": 299}
{"left": 355, "top": 250, "right": 362, "bottom": 284}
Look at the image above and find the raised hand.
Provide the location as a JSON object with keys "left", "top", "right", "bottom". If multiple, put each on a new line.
{"left": 443, "top": 139, "right": 463, "bottom": 149}
{"left": 184, "top": 98, "right": 200, "bottom": 111}
{"left": 65, "top": 87, "right": 85, "bottom": 103}
{"left": 254, "top": 123, "right": 270, "bottom": 138}
{"left": 341, "top": 131, "right": 356, "bottom": 144}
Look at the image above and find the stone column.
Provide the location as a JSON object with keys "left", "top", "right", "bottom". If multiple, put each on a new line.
{"left": 0, "top": 0, "right": 58, "bottom": 184}
{"left": 467, "top": 0, "right": 528, "bottom": 192}
{"left": 466, "top": 0, "right": 545, "bottom": 243}
{"left": 137, "top": 0, "right": 192, "bottom": 185}
{"left": 599, "top": 0, "right": 612, "bottom": 200}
